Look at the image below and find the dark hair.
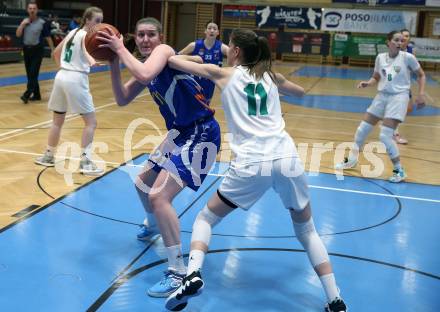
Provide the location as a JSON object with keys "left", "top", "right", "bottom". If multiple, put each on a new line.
{"left": 136, "top": 17, "right": 162, "bottom": 34}
{"left": 205, "top": 20, "right": 218, "bottom": 28}
{"left": 66, "top": 6, "right": 103, "bottom": 49}
{"left": 400, "top": 28, "right": 410, "bottom": 34}
{"left": 230, "top": 28, "right": 275, "bottom": 81}
{"left": 387, "top": 30, "right": 401, "bottom": 41}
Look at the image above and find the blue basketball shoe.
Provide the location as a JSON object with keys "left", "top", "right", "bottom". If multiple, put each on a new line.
{"left": 148, "top": 269, "right": 186, "bottom": 298}
{"left": 136, "top": 225, "right": 160, "bottom": 241}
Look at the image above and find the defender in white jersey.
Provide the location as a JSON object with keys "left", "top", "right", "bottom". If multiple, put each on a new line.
{"left": 34, "top": 7, "right": 104, "bottom": 176}
{"left": 336, "top": 30, "right": 426, "bottom": 183}
{"left": 166, "top": 29, "right": 347, "bottom": 312}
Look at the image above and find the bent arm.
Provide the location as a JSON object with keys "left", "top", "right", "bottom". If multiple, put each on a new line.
{"left": 109, "top": 57, "right": 145, "bottom": 106}
{"left": 274, "top": 73, "right": 305, "bottom": 97}
{"left": 358, "top": 72, "right": 380, "bottom": 88}
{"left": 97, "top": 29, "right": 174, "bottom": 84}
{"left": 221, "top": 43, "right": 229, "bottom": 56}
{"left": 414, "top": 66, "right": 426, "bottom": 105}
{"left": 53, "top": 35, "right": 67, "bottom": 66}
{"left": 116, "top": 44, "right": 174, "bottom": 84}
{"left": 178, "top": 42, "right": 195, "bottom": 55}
{"left": 16, "top": 19, "right": 29, "bottom": 37}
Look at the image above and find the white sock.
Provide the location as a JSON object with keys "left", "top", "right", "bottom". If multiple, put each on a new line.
{"left": 319, "top": 273, "right": 340, "bottom": 303}
{"left": 81, "top": 145, "right": 92, "bottom": 160}
{"left": 46, "top": 145, "right": 56, "bottom": 156}
{"left": 143, "top": 213, "right": 157, "bottom": 228}
{"left": 166, "top": 244, "right": 186, "bottom": 274}
{"left": 187, "top": 249, "right": 205, "bottom": 275}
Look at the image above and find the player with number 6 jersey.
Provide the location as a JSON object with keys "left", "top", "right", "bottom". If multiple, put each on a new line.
{"left": 335, "top": 30, "right": 426, "bottom": 183}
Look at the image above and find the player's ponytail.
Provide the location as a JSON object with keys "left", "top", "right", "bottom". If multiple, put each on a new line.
{"left": 66, "top": 6, "right": 103, "bottom": 49}
{"left": 230, "top": 28, "right": 275, "bottom": 82}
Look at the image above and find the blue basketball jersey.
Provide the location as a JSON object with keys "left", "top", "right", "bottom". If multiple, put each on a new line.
{"left": 192, "top": 39, "right": 224, "bottom": 102}
{"left": 147, "top": 64, "right": 214, "bottom": 129}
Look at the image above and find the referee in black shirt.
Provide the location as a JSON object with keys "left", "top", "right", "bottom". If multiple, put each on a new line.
{"left": 16, "top": 1, "right": 54, "bottom": 103}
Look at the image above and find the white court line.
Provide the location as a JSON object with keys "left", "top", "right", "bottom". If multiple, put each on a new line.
{"left": 1, "top": 147, "right": 439, "bottom": 203}
{"left": 308, "top": 184, "right": 440, "bottom": 204}
{"left": 0, "top": 93, "right": 150, "bottom": 142}
{"left": 206, "top": 173, "right": 440, "bottom": 204}
{"left": 0, "top": 102, "right": 114, "bottom": 138}
{"left": 283, "top": 112, "right": 440, "bottom": 129}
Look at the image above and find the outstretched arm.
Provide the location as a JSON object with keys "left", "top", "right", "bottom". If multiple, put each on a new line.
{"left": 358, "top": 72, "right": 380, "bottom": 88}
{"left": 168, "top": 55, "right": 232, "bottom": 89}
{"left": 109, "top": 56, "right": 146, "bottom": 106}
{"left": 274, "top": 73, "right": 305, "bottom": 97}
{"left": 414, "top": 66, "right": 426, "bottom": 108}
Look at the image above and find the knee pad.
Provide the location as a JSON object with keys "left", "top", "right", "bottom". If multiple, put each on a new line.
{"left": 293, "top": 218, "right": 329, "bottom": 268}
{"left": 191, "top": 205, "right": 222, "bottom": 245}
{"left": 197, "top": 205, "right": 222, "bottom": 226}
{"left": 379, "top": 126, "right": 399, "bottom": 159}
{"left": 354, "top": 121, "right": 374, "bottom": 150}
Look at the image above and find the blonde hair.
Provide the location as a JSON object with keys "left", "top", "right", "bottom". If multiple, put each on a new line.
{"left": 66, "top": 6, "right": 103, "bottom": 49}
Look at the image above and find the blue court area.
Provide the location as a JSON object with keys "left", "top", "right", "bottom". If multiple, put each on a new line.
{"left": 1, "top": 154, "right": 439, "bottom": 311}
{"left": 281, "top": 94, "right": 440, "bottom": 116}
{"left": 292, "top": 65, "right": 439, "bottom": 86}
{"left": 285, "top": 65, "right": 440, "bottom": 116}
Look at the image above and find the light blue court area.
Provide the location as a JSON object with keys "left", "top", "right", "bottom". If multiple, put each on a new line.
{"left": 1, "top": 154, "right": 440, "bottom": 311}
{"left": 291, "top": 65, "right": 439, "bottom": 85}
{"left": 281, "top": 94, "right": 440, "bottom": 116}
{"left": 0, "top": 65, "right": 111, "bottom": 87}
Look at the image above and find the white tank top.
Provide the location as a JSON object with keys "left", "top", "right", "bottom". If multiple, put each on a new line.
{"left": 60, "top": 28, "right": 90, "bottom": 74}
{"left": 374, "top": 51, "right": 420, "bottom": 94}
{"left": 221, "top": 65, "right": 297, "bottom": 165}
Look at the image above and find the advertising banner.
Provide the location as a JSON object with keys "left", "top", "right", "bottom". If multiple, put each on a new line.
{"left": 321, "top": 9, "right": 417, "bottom": 34}
{"left": 256, "top": 6, "right": 322, "bottom": 30}
{"left": 426, "top": 0, "right": 440, "bottom": 6}
{"left": 223, "top": 30, "right": 330, "bottom": 56}
{"left": 333, "top": 0, "right": 425, "bottom": 4}
{"left": 332, "top": 33, "right": 387, "bottom": 57}
{"left": 223, "top": 5, "right": 256, "bottom": 19}
{"left": 412, "top": 37, "right": 440, "bottom": 62}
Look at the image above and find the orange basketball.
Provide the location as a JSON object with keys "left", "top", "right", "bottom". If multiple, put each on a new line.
{"left": 85, "top": 23, "right": 120, "bottom": 61}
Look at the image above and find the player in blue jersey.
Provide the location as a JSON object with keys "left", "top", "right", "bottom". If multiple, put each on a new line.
{"left": 179, "top": 21, "right": 229, "bottom": 103}
{"left": 98, "top": 17, "right": 221, "bottom": 297}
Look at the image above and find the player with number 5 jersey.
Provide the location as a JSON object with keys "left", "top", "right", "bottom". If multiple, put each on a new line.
{"left": 166, "top": 28, "right": 347, "bottom": 312}
{"left": 34, "top": 7, "right": 105, "bottom": 176}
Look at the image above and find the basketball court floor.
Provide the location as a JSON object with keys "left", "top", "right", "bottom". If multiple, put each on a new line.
{"left": 0, "top": 59, "right": 439, "bottom": 311}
